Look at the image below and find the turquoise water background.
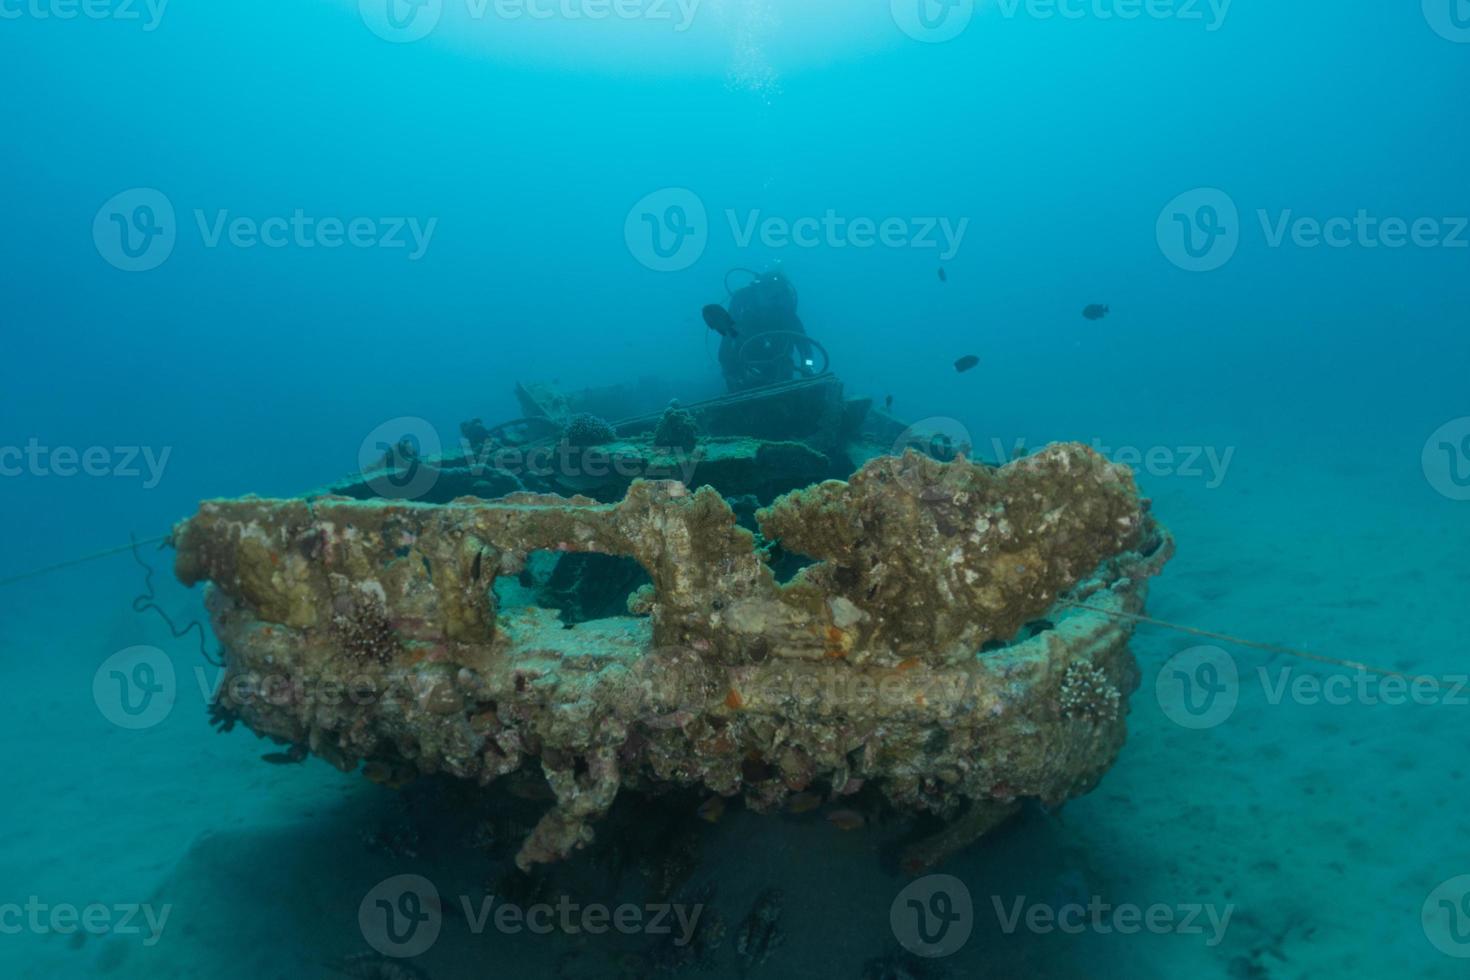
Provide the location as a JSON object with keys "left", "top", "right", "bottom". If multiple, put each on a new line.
{"left": 2, "top": 2, "right": 1468, "bottom": 977}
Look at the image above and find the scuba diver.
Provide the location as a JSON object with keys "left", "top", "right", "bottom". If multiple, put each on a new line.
{"left": 703, "top": 268, "right": 820, "bottom": 392}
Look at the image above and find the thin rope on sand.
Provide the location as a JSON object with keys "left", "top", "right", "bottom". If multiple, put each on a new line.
{"left": 1059, "top": 599, "right": 1426, "bottom": 682}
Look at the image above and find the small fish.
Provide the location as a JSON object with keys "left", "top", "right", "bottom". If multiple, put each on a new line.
{"left": 884, "top": 394, "right": 894, "bottom": 411}
{"left": 736, "top": 889, "right": 785, "bottom": 969}
{"left": 937, "top": 267, "right": 947, "bottom": 283}
{"left": 696, "top": 796, "right": 727, "bottom": 824}
{"left": 702, "top": 304, "right": 739, "bottom": 339}
{"left": 1082, "top": 304, "right": 1110, "bottom": 321}
{"left": 953, "top": 354, "right": 980, "bottom": 373}
{"left": 362, "top": 760, "right": 412, "bottom": 788}
{"left": 329, "top": 952, "right": 432, "bottom": 980}
{"left": 825, "top": 808, "right": 866, "bottom": 831}
{"left": 262, "top": 744, "right": 308, "bottom": 765}
{"left": 788, "top": 791, "right": 823, "bottom": 814}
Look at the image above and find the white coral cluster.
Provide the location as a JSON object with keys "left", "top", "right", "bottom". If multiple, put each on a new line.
{"left": 1059, "top": 661, "right": 1120, "bottom": 723}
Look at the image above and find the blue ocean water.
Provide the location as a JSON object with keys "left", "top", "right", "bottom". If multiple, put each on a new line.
{"left": 2, "top": 2, "right": 1468, "bottom": 977}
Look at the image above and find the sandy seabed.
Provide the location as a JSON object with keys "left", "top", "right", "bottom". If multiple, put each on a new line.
{"left": 3, "top": 438, "right": 1467, "bottom": 980}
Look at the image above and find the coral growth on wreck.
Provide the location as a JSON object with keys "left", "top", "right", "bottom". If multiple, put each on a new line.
{"left": 562, "top": 413, "right": 617, "bottom": 447}
{"left": 653, "top": 400, "right": 699, "bottom": 453}
{"left": 1058, "top": 661, "right": 1122, "bottom": 723}
{"left": 329, "top": 590, "right": 402, "bottom": 666}
{"left": 174, "top": 444, "right": 1172, "bottom": 874}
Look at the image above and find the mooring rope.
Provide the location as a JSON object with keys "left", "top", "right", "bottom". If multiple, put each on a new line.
{"left": 127, "top": 533, "right": 222, "bottom": 667}
{"left": 0, "top": 534, "right": 172, "bottom": 588}
{"left": 1058, "top": 600, "right": 1425, "bottom": 682}
{"left": 0, "top": 535, "right": 1429, "bottom": 682}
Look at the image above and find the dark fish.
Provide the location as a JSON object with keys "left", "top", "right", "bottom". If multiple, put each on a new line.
{"left": 1082, "top": 304, "right": 1110, "bottom": 321}
{"left": 329, "top": 952, "right": 433, "bottom": 980}
{"left": 702, "top": 304, "right": 739, "bottom": 338}
{"left": 937, "top": 267, "right": 947, "bottom": 283}
{"left": 884, "top": 394, "right": 894, "bottom": 411}
{"left": 954, "top": 354, "right": 980, "bottom": 373}
{"left": 262, "top": 744, "right": 308, "bottom": 765}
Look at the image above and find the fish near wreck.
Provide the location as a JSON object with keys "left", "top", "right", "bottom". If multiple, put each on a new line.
{"left": 171, "top": 444, "right": 1172, "bottom": 873}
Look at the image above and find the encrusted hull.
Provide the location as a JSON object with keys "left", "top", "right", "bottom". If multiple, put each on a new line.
{"left": 175, "top": 445, "right": 1172, "bottom": 871}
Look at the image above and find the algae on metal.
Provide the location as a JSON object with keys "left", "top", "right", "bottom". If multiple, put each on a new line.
{"left": 174, "top": 443, "right": 1172, "bottom": 871}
